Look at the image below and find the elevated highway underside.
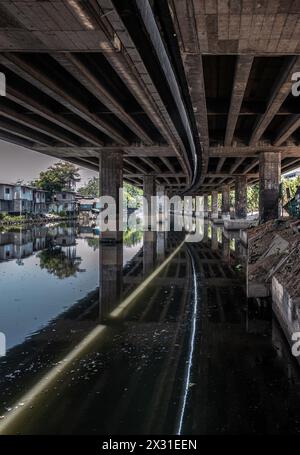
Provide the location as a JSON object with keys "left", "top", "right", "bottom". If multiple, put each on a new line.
{"left": 0, "top": 0, "right": 300, "bottom": 200}
{"left": 1, "top": 1, "right": 300, "bottom": 437}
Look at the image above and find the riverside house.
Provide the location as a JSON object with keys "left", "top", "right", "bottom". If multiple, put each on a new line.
{"left": 0, "top": 183, "right": 48, "bottom": 215}
{"left": 48, "top": 190, "right": 77, "bottom": 215}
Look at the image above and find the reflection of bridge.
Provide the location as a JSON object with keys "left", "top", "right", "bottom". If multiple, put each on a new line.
{"left": 1, "top": 221, "right": 299, "bottom": 434}
{"left": 1, "top": 2, "right": 300, "bottom": 234}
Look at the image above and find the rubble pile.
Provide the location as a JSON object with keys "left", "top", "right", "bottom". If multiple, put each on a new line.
{"left": 274, "top": 241, "right": 300, "bottom": 300}
{"left": 248, "top": 219, "right": 300, "bottom": 264}
{"left": 247, "top": 218, "right": 300, "bottom": 297}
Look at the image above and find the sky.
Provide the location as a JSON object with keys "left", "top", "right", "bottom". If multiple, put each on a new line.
{"left": 0, "top": 140, "right": 97, "bottom": 187}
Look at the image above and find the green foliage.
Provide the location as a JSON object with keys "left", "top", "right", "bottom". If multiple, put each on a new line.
{"left": 59, "top": 210, "right": 67, "bottom": 217}
{"left": 78, "top": 178, "right": 142, "bottom": 208}
{"left": 37, "top": 247, "right": 83, "bottom": 279}
{"left": 123, "top": 228, "right": 143, "bottom": 247}
{"left": 86, "top": 237, "right": 99, "bottom": 250}
{"left": 281, "top": 176, "right": 300, "bottom": 204}
{"left": 247, "top": 183, "right": 259, "bottom": 213}
{"left": 32, "top": 162, "right": 80, "bottom": 193}
{"left": 78, "top": 176, "right": 99, "bottom": 197}
{"left": 0, "top": 213, "right": 26, "bottom": 224}
{"left": 124, "top": 182, "right": 142, "bottom": 208}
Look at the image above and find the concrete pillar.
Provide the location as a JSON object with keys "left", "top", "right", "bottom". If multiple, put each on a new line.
{"left": 143, "top": 175, "right": 156, "bottom": 229}
{"left": 99, "top": 150, "right": 123, "bottom": 242}
{"left": 211, "top": 191, "right": 219, "bottom": 219}
{"left": 259, "top": 151, "right": 281, "bottom": 222}
{"left": 222, "top": 232, "right": 231, "bottom": 262}
{"left": 195, "top": 195, "right": 204, "bottom": 215}
{"left": 157, "top": 184, "right": 165, "bottom": 224}
{"left": 235, "top": 176, "right": 247, "bottom": 219}
{"left": 143, "top": 231, "right": 157, "bottom": 275}
{"left": 222, "top": 185, "right": 230, "bottom": 218}
{"left": 157, "top": 231, "right": 167, "bottom": 263}
{"left": 99, "top": 243, "right": 123, "bottom": 320}
{"left": 203, "top": 194, "right": 208, "bottom": 218}
{"left": 211, "top": 223, "right": 218, "bottom": 250}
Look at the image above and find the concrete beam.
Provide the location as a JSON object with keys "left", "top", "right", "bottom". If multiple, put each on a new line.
{"left": 225, "top": 56, "right": 253, "bottom": 146}
{"left": 249, "top": 56, "right": 300, "bottom": 146}
{"left": 6, "top": 86, "right": 104, "bottom": 146}
{"left": 209, "top": 146, "right": 300, "bottom": 158}
{"left": 274, "top": 115, "right": 300, "bottom": 147}
{"left": 0, "top": 53, "right": 128, "bottom": 145}
{"left": 52, "top": 53, "right": 153, "bottom": 145}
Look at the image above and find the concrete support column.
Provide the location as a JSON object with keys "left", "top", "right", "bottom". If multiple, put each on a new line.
{"left": 222, "top": 185, "right": 230, "bottom": 218}
{"left": 157, "top": 184, "right": 165, "bottom": 224}
{"left": 195, "top": 195, "right": 204, "bottom": 215}
{"left": 235, "top": 176, "right": 247, "bottom": 219}
{"left": 143, "top": 175, "right": 156, "bottom": 229}
{"left": 99, "top": 243, "right": 123, "bottom": 320}
{"left": 143, "top": 231, "right": 157, "bottom": 276}
{"left": 222, "top": 232, "right": 231, "bottom": 262}
{"left": 211, "top": 191, "right": 219, "bottom": 219}
{"left": 203, "top": 194, "right": 208, "bottom": 218}
{"left": 157, "top": 231, "right": 167, "bottom": 263}
{"left": 99, "top": 150, "right": 123, "bottom": 242}
{"left": 211, "top": 224, "right": 218, "bottom": 250}
{"left": 259, "top": 151, "right": 281, "bottom": 222}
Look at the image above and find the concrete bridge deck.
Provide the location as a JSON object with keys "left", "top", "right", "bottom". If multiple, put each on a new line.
{"left": 0, "top": 0, "right": 299, "bottom": 213}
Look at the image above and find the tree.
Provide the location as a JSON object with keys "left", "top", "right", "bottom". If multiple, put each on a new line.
{"left": 281, "top": 176, "right": 300, "bottom": 204}
{"left": 247, "top": 183, "right": 259, "bottom": 213}
{"left": 33, "top": 162, "right": 80, "bottom": 193}
{"left": 78, "top": 177, "right": 99, "bottom": 197}
{"left": 78, "top": 178, "right": 142, "bottom": 207}
{"left": 124, "top": 182, "right": 143, "bottom": 208}
{"left": 38, "top": 246, "right": 83, "bottom": 279}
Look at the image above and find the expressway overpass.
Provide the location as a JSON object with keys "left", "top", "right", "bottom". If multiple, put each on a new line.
{"left": 0, "top": 0, "right": 300, "bottom": 229}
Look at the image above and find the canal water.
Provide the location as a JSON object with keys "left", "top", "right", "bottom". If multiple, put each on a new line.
{"left": 0, "top": 222, "right": 300, "bottom": 434}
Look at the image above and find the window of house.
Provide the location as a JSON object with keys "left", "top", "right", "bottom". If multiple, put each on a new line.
{"left": 5, "top": 188, "right": 10, "bottom": 194}
{"left": 63, "top": 194, "right": 66, "bottom": 199}
{"left": 22, "top": 188, "right": 25, "bottom": 194}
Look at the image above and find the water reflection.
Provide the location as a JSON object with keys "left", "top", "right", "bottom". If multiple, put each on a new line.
{"left": 0, "top": 220, "right": 300, "bottom": 434}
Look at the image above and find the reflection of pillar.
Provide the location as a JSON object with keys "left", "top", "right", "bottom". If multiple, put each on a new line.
{"left": 211, "top": 224, "right": 218, "bottom": 250}
{"left": 203, "top": 220, "right": 208, "bottom": 242}
{"left": 203, "top": 194, "right": 208, "bottom": 218}
{"left": 236, "top": 240, "right": 247, "bottom": 264}
{"left": 144, "top": 175, "right": 156, "bottom": 229}
{"left": 222, "top": 232, "right": 230, "bottom": 262}
{"left": 99, "top": 243, "right": 123, "bottom": 320}
{"left": 222, "top": 185, "right": 230, "bottom": 218}
{"left": 235, "top": 176, "right": 247, "bottom": 219}
{"left": 211, "top": 191, "right": 219, "bottom": 219}
{"left": 195, "top": 195, "right": 204, "bottom": 215}
{"left": 99, "top": 150, "right": 123, "bottom": 242}
{"left": 157, "top": 231, "right": 166, "bottom": 263}
{"left": 157, "top": 184, "right": 165, "bottom": 224}
{"left": 259, "top": 151, "right": 281, "bottom": 222}
{"left": 143, "top": 231, "right": 157, "bottom": 275}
